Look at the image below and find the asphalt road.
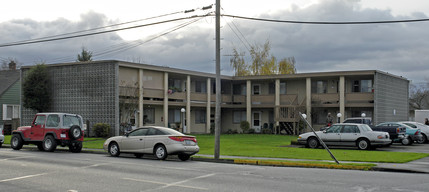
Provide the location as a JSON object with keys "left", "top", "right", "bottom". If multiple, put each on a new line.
{"left": 1, "top": 148, "right": 429, "bottom": 192}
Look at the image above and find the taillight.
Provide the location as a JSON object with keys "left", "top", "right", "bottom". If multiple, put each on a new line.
{"left": 169, "top": 136, "right": 197, "bottom": 143}
{"left": 415, "top": 131, "right": 420, "bottom": 135}
{"left": 396, "top": 128, "right": 400, "bottom": 133}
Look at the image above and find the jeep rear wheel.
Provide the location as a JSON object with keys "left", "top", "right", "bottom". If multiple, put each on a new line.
{"left": 69, "top": 141, "right": 82, "bottom": 153}
{"left": 69, "top": 125, "right": 82, "bottom": 140}
{"left": 11, "top": 134, "right": 23, "bottom": 150}
{"left": 43, "top": 135, "right": 57, "bottom": 152}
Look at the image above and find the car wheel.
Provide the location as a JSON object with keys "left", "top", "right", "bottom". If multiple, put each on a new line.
{"left": 37, "top": 143, "right": 44, "bottom": 151}
{"left": 43, "top": 135, "right": 57, "bottom": 152}
{"left": 11, "top": 134, "right": 24, "bottom": 150}
{"left": 357, "top": 138, "right": 370, "bottom": 150}
{"left": 69, "top": 125, "right": 82, "bottom": 140}
{"left": 154, "top": 145, "right": 168, "bottom": 160}
{"left": 134, "top": 153, "right": 143, "bottom": 158}
{"left": 401, "top": 137, "right": 411, "bottom": 145}
{"left": 69, "top": 141, "right": 82, "bottom": 153}
{"left": 178, "top": 154, "right": 190, "bottom": 161}
{"left": 417, "top": 134, "right": 427, "bottom": 144}
{"left": 108, "top": 142, "right": 120, "bottom": 157}
{"left": 307, "top": 137, "right": 319, "bottom": 149}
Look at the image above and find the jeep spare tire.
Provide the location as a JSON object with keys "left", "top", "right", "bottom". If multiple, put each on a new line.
{"left": 69, "top": 125, "right": 82, "bottom": 140}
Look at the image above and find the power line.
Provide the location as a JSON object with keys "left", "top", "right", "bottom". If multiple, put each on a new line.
{"left": 222, "top": 14, "right": 429, "bottom": 24}
{"left": 0, "top": 14, "right": 210, "bottom": 48}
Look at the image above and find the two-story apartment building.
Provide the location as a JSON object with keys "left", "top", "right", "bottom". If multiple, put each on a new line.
{"left": 1, "top": 63, "right": 21, "bottom": 134}
{"left": 20, "top": 60, "right": 409, "bottom": 135}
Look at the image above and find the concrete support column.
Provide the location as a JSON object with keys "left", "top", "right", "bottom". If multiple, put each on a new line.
{"left": 246, "top": 80, "right": 252, "bottom": 124}
{"left": 306, "top": 77, "right": 312, "bottom": 126}
{"left": 139, "top": 69, "right": 144, "bottom": 127}
{"left": 275, "top": 79, "right": 280, "bottom": 128}
{"left": 206, "top": 78, "right": 211, "bottom": 133}
{"left": 339, "top": 76, "right": 345, "bottom": 122}
{"left": 186, "top": 75, "right": 191, "bottom": 133}
{"left": 164, "top": 72, "right": 169, "bottom": 127}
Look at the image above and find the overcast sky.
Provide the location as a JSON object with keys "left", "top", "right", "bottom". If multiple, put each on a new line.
{"left": 1, "top": 0, "right": 429, "bottom": 84}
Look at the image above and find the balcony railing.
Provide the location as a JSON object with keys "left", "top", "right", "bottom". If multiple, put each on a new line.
{"left": 251, "top": 95, "right": 275, "bottom": 105}
{"left": 311, "top": 93, "right": 339, "bottom": 106}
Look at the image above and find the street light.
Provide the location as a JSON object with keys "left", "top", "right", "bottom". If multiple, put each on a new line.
{"left": 181, "top": 108, "right": 186, "bottom": 133}
{"left": 361, "top": 113, "right": 366, "bottom": 117}
{"left": 337, "top": 112, "right": 342, "bottom": 123}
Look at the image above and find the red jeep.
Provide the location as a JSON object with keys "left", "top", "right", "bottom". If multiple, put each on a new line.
{"left": 11, "top": 113, "right": 84, "bottom": 153}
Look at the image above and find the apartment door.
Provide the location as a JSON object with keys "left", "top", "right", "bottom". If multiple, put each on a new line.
{"left": 252, "top": 111, "right": 262, "bottom": 133}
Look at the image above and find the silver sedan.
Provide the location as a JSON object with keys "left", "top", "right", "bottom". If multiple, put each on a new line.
{"left": 103, "top": 126, "right": 199, "bottom": 161}
{"left": 298, "top": 123, "right": 391, "bottom": 150}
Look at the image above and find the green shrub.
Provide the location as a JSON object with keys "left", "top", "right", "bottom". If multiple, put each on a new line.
{"left": 240, "top": 121, "right": 250, "bottom": 133}
{"left": 93, "top": 123, "right": 110, "bottom": 137}
{"left": 248, "top": 128, "right": 255, "bottom": 134}
{"left": 261, "top": 128, "right": 272, "bottom": 134}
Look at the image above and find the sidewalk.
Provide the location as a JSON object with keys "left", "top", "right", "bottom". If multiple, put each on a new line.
{"left": 3, "top": 144, "right": 429, "bottom": 174}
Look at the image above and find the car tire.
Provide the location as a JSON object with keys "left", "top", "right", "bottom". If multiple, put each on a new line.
{"left": 307, "top": 137, "right": 319, "bottom": 149}
{"left": 134, "top": 153, "right": 143, "bottom": 158}
{"left": 37, "top": 143, "right": 44, "bottom": 151}
{"left": 401, "top": 137, "right": 410, "bottom": 145}
{"left": 69, "top": 141, "right": 82, "bottom": 153}
{"left": 69, "top": 125, "right": 82, "bottom": 140}
{"left": 108, "top": 142, "right": 120, "bottom": 157}
{"left": 154, "top": 145, "right": 168, "bottom": 160}
{"left": 0, "top": 143, "right": 2, "bottom": 148}
{"left": 357, "top": 138, "right": 370, "bottom": 150}
{"left": 178, "top": 154, "right": 190, "bottom": 161}
{"left": 417, "top": 134, "right": 427, "bottom": 144}
{"left": 43, "top": 135, "right": 57, "bottom": 152}
{"left": 11, "top": 134, "right": 24, "bottom": 150}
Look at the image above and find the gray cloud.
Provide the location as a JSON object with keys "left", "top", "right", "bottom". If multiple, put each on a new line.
{"left": 1, "top": 0, "right": 429, "bottom": 84}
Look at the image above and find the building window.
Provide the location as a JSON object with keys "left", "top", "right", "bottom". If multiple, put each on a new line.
{"left": 253, "top": 84, "right": 260, "bottom": 95}
{"left": 233, "top": 111, "right": 247, "bottom": 124}
{"left": 195, "top": 80, "right": 207, "bottom": 93}
{"left": 2, "top": 104, "right": 20, "bottom": 120}
{"left": 352, "top": 80, "right": 373, "bottom": 93}
{"left": 269, "top": 83, "right": 275, "bottom": 94}
{"left": 195, "top": 109, "right": 206, "bottom": 124}
{"left": 311, "top": 81, "right": 327, "bottom": 93}
{"left": 143, "top": 108, "right": 155, "bottom": 124}
{"left": 233, "top": 84, "right": 246, "bottom": 95}
{"left": 280, "top": 82, "right": 287, "bottom": 94}
{"left": 168, "top": 109, "right": 181, "bottom": 123}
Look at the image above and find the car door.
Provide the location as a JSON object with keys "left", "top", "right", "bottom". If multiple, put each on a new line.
{"left": 121, "top": 128, "right": 148, "bottom": 152}
{"left": 320, "top": 125, "right": 342, "bottom": 145}
{"left": 31, "top": 115, "right": 46, "bottom": 141}
{"left": 143, "top": 128, "right": 166, "bottom": 153}
{"left": 340, "top": 125, "right": 360, "bottom": 146}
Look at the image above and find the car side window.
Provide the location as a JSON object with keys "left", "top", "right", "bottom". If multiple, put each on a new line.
{"left": 46, "top": 115, "right": 60, "bottom": 128}
{"left": 129, "top": 129, "right": 148, "bottom": 137}
{"left": 326, "top": 125, "right": 341, "bottom": 133}
{"left": 342, "top": 125, "right": 359, "bottom": 133}
{"left": 34, "top": 115, "right": 46, "bottom": 126}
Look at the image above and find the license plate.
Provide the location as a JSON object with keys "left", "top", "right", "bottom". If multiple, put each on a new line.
{"left": 60, "top": 134, "right": 66, "bottom": 138}
{"left": 185, "top": 140, "right": 195, "bottom": 146}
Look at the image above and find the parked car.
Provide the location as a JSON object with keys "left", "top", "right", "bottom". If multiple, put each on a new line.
{"left": 372, "top": 124, "right": 407, "bottom": 144}
{"left": 297, "top": 123, "right": 391, "bottom": 150}
{"left": 103, "top": 126, "right": 199, "bottom": 161}
{"left": 0, "top": 126, "right": 4, "bottom": 148}
{"left": 11, "top": 113, "right": 85, "bottom": 152}
{"left": 375, "top": 122, "right": 423, "bottom": 145}
{"left": 399, "top": 121, "right": 429, "bottom": 144}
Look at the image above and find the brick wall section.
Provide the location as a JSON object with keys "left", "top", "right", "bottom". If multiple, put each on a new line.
{"left": 21, "top": 61, "right": 119, "bottom": 136}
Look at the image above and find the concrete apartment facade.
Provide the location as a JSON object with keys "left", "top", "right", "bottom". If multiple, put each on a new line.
{"left": 20, "top": 60, "right": 409, "bottom": 135}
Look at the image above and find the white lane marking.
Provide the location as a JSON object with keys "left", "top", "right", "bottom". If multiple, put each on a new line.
{"left": 122, "top": 174, "right": 215, "bottom": 191}
{"left": 0, "top": 156, "right": 35, "bottom": 161}
{"left": 79, "top": 163, "right": 111, "bottom": 169}
{"left": 0, "top": 173, "right": 47, "bottom": 183}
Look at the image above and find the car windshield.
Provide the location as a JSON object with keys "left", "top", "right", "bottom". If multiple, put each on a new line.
{"left": 63, "top": 115, "right": 82, "bottom": 127}
{"left": 360, "top": 124, "right": 373, "bottom": 132}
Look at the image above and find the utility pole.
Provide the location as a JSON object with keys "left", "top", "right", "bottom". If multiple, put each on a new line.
{"left": 214, "top": 0, "right": 221, "bottom": 160}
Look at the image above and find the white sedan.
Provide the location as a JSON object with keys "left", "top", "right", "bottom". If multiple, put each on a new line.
{"left": 298, "top": 123, "right": 391, "bottom": 150}
{"left": 103, "top": 126, "right": 199, "bottom": 161}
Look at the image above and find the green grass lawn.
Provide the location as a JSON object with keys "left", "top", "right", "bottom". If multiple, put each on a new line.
{"left": 195, "top": 134, "right": 429, "bottom": 163}
{"left": 4, "top": 134, "right": 428, "bottom": 163}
